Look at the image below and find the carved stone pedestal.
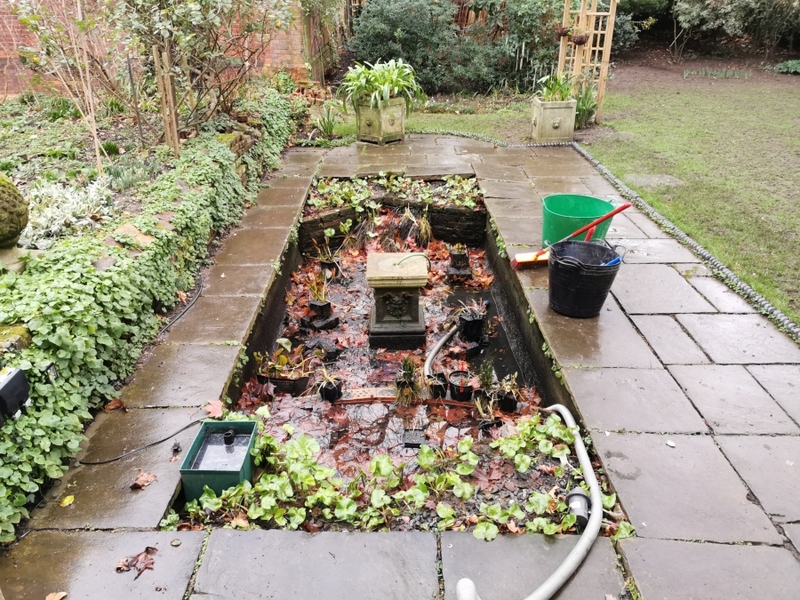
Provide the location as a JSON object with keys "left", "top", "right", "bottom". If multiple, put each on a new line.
{"left": 366, "top": 253, "right": 428, "bottom": 350}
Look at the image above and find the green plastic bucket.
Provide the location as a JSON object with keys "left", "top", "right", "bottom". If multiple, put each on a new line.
{"left": 541, "top": 194, "right": 616, "bottom": 248}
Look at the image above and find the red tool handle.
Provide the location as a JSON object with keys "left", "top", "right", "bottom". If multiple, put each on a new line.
{"left": 532, "top": 202, "right": 633, "bottom": 259}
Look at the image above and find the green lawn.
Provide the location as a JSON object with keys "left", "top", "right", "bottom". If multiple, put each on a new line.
{"left": 588, "top": 75, "right": 800, "bottom": 324}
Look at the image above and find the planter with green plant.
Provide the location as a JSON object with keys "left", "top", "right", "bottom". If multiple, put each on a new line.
{"left": 531, "top": 73, "right": 577, "bottom": 143}
{"left": 254, "top": 338, "right": 309, "bottom": 396}
{"left": 455, "top": 299, "right": 488, "bottom": 343}
{"left": 338, "top": 59, "right": 425, "bottom": 145}
{"left": 316, "top": 366, "right": 344, "bottom": 402}
{"left": 395, "top": 356, "right": 422, "bottom": 406}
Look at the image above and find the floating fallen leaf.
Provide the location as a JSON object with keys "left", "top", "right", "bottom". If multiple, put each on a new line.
{"left": 116, "top": 546, "right": 158, "bottom": 579}
{"left": 46, "top": 592, "right": 68, "bottom": 600}
{"left": 104, "top": 398, "right": 128, "bottom": 413}
{"left": 204, "top": 399, "right": 224, "bottom": 418}
{"left": 60, "top": 495, "right": 74, "bottom": 507}
{"left": 130, "top": 469, "right": 157, "bottom": 490}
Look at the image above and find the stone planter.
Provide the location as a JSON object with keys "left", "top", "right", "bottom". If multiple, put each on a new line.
{"left": 531, "top": 97, "right": 577, "bottom": 143}
{"left": 357, "top": 97, "right": 407, "bottom": 145}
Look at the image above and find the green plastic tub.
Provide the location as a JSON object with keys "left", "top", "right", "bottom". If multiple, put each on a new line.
{"left": 541, "top": 194, "right": 616, "bottom": 248}
{"left": 180, "top": 420, "right": 256, "bottom": 501}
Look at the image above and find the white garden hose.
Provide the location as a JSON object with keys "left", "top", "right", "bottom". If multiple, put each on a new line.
{"left": 455, "top": 404, "right": 602, "bottom": 600}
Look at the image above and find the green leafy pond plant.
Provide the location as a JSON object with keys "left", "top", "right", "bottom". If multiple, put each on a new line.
{"left": 162, "top": 410, "right": 624, "bottom": 542}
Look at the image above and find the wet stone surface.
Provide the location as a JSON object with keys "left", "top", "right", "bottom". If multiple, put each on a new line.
{"left": 564, "top": 368, "right": 708, "bottom": 433}
{"left": 0, "top": 531, "right": 204, "bottom": 600}
{"left": 606, "top": 238, "right": 700, "bottom": 264}
{"left": 528, "top": 176, "right": 592, "bottom": 196}
{"left": 122, "top": 343, "right": 240, "bottom": 408}
{"left": 716, "top": 435, "right": 800, "bottom": 521}
{"left": 746, "top": 365, "right": 800, "bottom": 424}
{"left": 202, "top": 264, "right": 275, "bottom": 297}
{"left": 688, "top": 276, "right": 757, "bottom": 313}
{"left": 612, "top": 264, "right": 716, "bottom": 314}
{"left": 669, "top": 365, "right": 798, "bottom": 434}
{"left": 620, "top": 538, "right": 800, "bottom": 600}
{"left": 164, "top": 295, "right": 261, "bottom": 345}
{"left": 32, "top": 408, "right": 204, "bottom": 529}
{"left": 677, "top": 314, "right": 800, "bottom": 364}
{"left": 440, "top": 532, "right": 624, "bottom": 600}
{"left": 193, "top": 530, "right": 438, "bottom": 600}
{"left": 630, "top": 315, "right": 710, "bottom": 365}
{"left": 527, "top": 290, "right": 660, "bottom": 369}
{"left": 592, "top": 433, "right": 782, "bottom": 544}
{"left": 213, "top": 227, "right": 289, "bottom": 266}
{"left": 478, "top": 179, "right": 537, "bottom": 199}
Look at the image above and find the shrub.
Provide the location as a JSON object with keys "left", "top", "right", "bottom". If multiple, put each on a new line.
{"left": 348, "top": 0, "right": 457, "bottom": 93}
{"left": 0, "top": 81, "right": 296, "bottom": 543}
{"left": 775, "top": 60, "right": 800, "bottom": 74}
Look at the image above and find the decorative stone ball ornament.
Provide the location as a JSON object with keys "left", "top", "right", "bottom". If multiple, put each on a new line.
{"left": 0, "top": 174, "right": 28, "bottom": 249}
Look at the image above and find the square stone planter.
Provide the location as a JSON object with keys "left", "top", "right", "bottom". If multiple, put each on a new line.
{"left": 357, "top": 97, "right": 407, "bottom": 145}
{"left": 531, "top": 98, "right": 577, "bottom": 143}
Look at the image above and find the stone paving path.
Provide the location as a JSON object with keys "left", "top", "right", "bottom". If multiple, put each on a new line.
{"left": 2, "top": 135, "right": 800, "bottom": 599}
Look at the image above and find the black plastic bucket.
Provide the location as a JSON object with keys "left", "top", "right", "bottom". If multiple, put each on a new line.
{"left": 548, "top": 241, "right": 623, "bottom": 318}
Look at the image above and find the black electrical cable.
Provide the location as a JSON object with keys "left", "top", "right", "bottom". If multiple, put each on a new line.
{"left": 76, "top": 418, "right": 204, "bottom": 465}
{"left": 157, "top": 274, "right": 204, "bottom": 336}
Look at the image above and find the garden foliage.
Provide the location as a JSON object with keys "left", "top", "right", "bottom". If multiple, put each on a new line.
{"left": 0, "top": 88, "right": 295, "bottom": 543}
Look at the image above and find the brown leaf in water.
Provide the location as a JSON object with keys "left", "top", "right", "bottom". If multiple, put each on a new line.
{"left": 204, "top": 399, "right": 224, "bottom": 418}
{"left": 116, "top": 546, "right": 157, "bottom": 579}
{"left": 130, "top": 469, "right": 157, "bottom": 490}
{"left": 46, "top": 593, "right": 68, "bottom": 600}
{"left": 104, "top": 399, "right": 128, "bottom": 413}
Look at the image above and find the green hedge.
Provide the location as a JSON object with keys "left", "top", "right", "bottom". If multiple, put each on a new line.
{"left": 0, "top": 86, "right": 295, "bottom": 542}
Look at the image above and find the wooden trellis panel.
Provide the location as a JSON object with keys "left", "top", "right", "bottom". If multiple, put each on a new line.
{"left": 557, "top": 0, "right": 617, "bottom": 121}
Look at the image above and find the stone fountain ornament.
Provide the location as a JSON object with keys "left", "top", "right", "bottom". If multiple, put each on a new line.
{"left": 366, "top": 252, "right": 429, "bottom": 349}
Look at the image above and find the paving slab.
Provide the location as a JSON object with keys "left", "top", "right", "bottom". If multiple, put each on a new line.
{"left": 316, "top": 162, "right": 358, "bottom": 178}
{"left": 669, "top": 365, "right": 798, "bottom": 434}
{"left": 673, "top": 262, "right": 713, "bottom": 278}
{"left": 564, "top": 367, "right": 707, "bottom": 433}
{"left": 523, "top": 162, "right": 599, "bottom": 177}
{"left": 122, "top": 343, "right": 240, "bottom": 407}
{"left": 717, "top": 435, "right": 800, "bottom": 521}
{"left": 194, "top": 530, "right": 438, "bottom": 600}
{"left": 593, "top": 433, "right": 782, "bottom": 543}
{"left": 472, "top": 163, "right": 529, "bottom": 181}
{"left": 32, "top": 408, "right": 204, "bottom": 529}
{"left": 491, "top": 216, "right": 543, "bottom": 246}
{"left": 255, "top": 185, "right": 307, "bottom": 207}
{"left": 202, "top": 264, "right": 275, "bottom": 297}
{"left": 580, "top": 175, "right": 624, "bottom": 198}
{"left": 620, "top": 537, "right": 800, "bottom": 600}
{"left": 214, "top": 227, "right": 289, "bottom": 266}
{"left": 283, "top": 147, "right": 325, "bottom": 161}
{"left": 478, "top": 179, "right": 538, "bottom": 199}
{"left": 631, "top": 315, "right": 710, "bottom": 364}
{"left": 688, "top": 276, "right": 757, "bottom": 313}
{"left": 440, "top": 533, "right": 624, "bottom": 600}
{"left": 612, "top": 264, "right": 717, "bottom": 314}
{"left": 625, "top": 211, "right": 672, "bottom": 238}
{"left": 747, "top": 365, "right": 800, "bottom": 423}
{"left": 164, "top": 295, "right": 262, "bottom": 344}
{"left": 783, "top": 523, "right": 800, "bottom": 550}
{"left": 606, "top": 213, "right": 648, "bottom": 238}
{"left": 484, "top": 198, "right": 541, "bottom": 219}
{"left": 263, "top": 175, "right": 313, "bottom": 191}
{"left": 239, "top": 203, "right": 301, "bottom": 229}
{"left": 677, "top": 314, "right": 800, "bottom": 364}
{"left": 511, "top": 247, "right": 549, "bottom": 289}
{"left": 527, "top": 290, "right": 661, "bottom": 369}
{"left": 607, "top": 238, "right": 700, "bottom": 263}
{"left": 404, "top": 162, "right": 474, "bottom": 178}
{"left": 0, "top": 531, "right": 204, "bottom": 600}
{"left": 528, "top": 176, "right": 592, "bottom": 196}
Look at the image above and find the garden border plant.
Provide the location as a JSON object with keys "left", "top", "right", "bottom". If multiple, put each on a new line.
{"left": 0, "top": 86, "right": 296, "bottom": 542}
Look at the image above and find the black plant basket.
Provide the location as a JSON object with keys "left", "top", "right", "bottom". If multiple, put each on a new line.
{"left": 320, "top": 378, "right": 343, "bottom": 402}
{"left": 458, "top": 314, "right": 485, "bottom": 343}
{"left": 448, "top": 370, "right": 473, "bottom": 402}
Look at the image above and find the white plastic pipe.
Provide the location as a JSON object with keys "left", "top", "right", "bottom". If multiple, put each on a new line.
{"left": 456, "top": 403, "right": 602, "bottom": 600}
{"left": 423, "top": 326, "right": 457, "bottom": 378}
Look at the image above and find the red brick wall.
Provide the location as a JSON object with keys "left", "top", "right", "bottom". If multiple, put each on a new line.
{"left": 1, "top": 1, "right": 33, "bottom": 60}
{"left": 260, "top": 6, "right": 308, "bottom": 79}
